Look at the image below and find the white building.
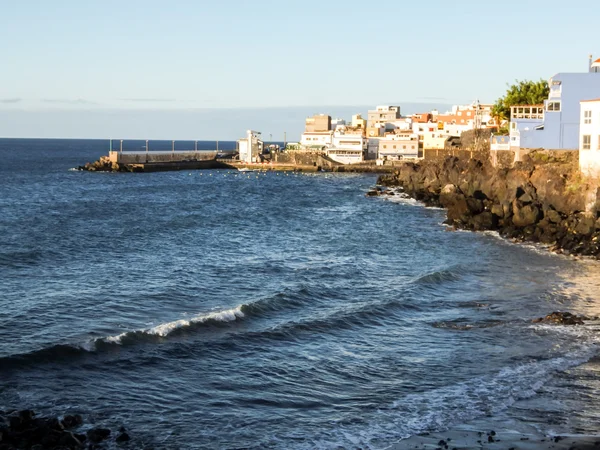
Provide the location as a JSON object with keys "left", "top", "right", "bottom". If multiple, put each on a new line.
{"left": 331, "top": 118, "right": 347, "bottom": 130}
{"left": 300, "top": 131, "right": 334, "bottom": 148}
{"left": 579, "top": 99, "right": 600, "bottom": 177}
{"left": 377, "top": 134, "right": 419, "bottom": 161}
{"left": 326, "top": 128, "right": 366, "bottom": 164}
{"left": 238, "top": 130, "right": 263, "bottom": 163}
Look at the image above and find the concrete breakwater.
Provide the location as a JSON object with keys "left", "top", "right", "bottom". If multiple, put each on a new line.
{"left": 79, "top": 153, "right": 399, "bottom": 173}
{"left": 376, "top": 151, "right": 600, "bottom": 258}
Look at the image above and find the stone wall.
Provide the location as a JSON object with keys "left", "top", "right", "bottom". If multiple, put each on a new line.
{"left": 422, "top": 148, "right": 488, "bottom": 162}
{"left": 113, "top": 151, "right": 217, "bottom": 164}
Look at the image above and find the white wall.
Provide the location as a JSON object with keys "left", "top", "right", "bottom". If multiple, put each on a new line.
{"left": 300, "top": 132, "right": 333, "bottom": 147}
{"left": 579, "top": 101, "right": 600, "bottom": 178}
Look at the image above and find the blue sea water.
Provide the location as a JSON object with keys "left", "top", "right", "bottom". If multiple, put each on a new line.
{"left": 1, "top": 138, "right": 600, "bottom": 449}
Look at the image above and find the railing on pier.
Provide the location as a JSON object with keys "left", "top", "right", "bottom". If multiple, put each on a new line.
{"left": 107, "top": 139, "right": 237, "bottom": 165}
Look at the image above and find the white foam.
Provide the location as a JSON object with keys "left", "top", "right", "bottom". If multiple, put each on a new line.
{"left": 148, "top": 306, "right": 245, "bottom": 336}
{"left": 306, "top": 333, "right": 600, "bottom": 450}
{"left": 97, "top": 305, "right": 245, "bottom": 345}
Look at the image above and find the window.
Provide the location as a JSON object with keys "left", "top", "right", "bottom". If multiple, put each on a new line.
{"left": 582, "top": 135, "right": 591, "bottom": 150}
{"left": 511, "top": 122, "right": 516, "bottom": 130}
{"left": 547, "top": 101, "right": 561, "bottom": 112}
{"left": 393, "top": 145, "right": 397, "bottom": 149}
{"left": 584, "top": 110, "right": 592, "bottom": 124}
{"left": 383, "top": 145, "right": 387, "bottom": 149}
{"left": 467, "top": 111, "right": 472, "bottom": 116}
{"left": 403, "top": 145, "right": 407, "bottom": 149}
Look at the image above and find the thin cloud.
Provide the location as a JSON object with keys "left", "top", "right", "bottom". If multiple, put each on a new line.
{"left": 120, "top": 98, "right": 176, "bottom": 102}
{"left": 42, "top": 98, "right": 98, "bottom": 105}
{"left": 0, "top": 98, "right": 22, "bottom": 103}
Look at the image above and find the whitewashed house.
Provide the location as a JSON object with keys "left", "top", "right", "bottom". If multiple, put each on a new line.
{"left": 377, "top": 133, "right": 419, "bottom": 161}
{"left": 300, "top": 131, "right": 334, "bottom": 148}
{"left": 326, "top": 128, "right": 366, "bottom": 164}
{"left": 579, "top": 99, "right": 600, "bottom": 177}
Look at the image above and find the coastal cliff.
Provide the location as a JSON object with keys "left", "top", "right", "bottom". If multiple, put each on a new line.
{"left": 377, "top": 152, "right": 600, "bottom": 258}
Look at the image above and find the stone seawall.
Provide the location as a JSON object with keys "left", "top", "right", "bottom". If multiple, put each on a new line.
{"left": 377, "top": 152, "right": 600, "bottom": 257}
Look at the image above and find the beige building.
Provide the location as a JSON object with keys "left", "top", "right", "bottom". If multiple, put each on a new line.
{"left": 367, "top": 106, "right": 401, "bottom": 137}
{"left": 377, "top": 134, "right": 419, "bottom": 160}
{"left": 305, "top": 114, "right": 332, "bottom": 132}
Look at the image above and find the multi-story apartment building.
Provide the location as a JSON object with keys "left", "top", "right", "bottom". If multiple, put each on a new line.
{"left": 367, "top": 106, "right": 401, "bottom": 137}
{"left": 377, "top": 133, "right": 419, "bottom": 160}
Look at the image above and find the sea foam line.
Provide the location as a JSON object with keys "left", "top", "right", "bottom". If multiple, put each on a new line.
{"left": 96, "top": 305, "right": 246, "bottom": 346}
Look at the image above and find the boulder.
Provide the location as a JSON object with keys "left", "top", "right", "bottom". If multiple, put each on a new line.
{"left": 59, "top": 431, "right": 83, "bottom": 448}
{"left": 61, "top": 414, "right": 83, "bottom": 429}
{"left": 546, "top": 208, "right": 562, "bottom": 224}
{"left": 116, "top": 431, "right": 131, "bottom": 443}
{"left": 87, "top": 427, "right": 111, "bottom": 443}
{"left": 532, "top": 312, "right": 589, "bottom": 325}
{"left": 512, "top": 202, "right": 542, "bottom": 228}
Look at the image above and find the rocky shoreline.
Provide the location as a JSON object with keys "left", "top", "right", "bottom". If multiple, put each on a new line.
{"left": 77, "top": 156, "right": 131, "bottom": 172}
{"left": 0, "top": 410, "right": 130, "bottom": 449}
{"left": 373, "top": 152, "right": 600, "bottom": 258}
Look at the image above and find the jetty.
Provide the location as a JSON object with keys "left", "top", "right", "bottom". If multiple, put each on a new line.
{"left": 80, "top": 138, "right": 400, "bottom": 173}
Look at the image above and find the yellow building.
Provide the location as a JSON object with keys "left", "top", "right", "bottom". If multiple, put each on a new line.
{"left": 351, "top": 114, "right": 367, "bottom": 130}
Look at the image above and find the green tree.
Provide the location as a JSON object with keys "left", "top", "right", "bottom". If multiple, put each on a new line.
{"left": 493, "top": 79, "right": 550, "bottom": 125}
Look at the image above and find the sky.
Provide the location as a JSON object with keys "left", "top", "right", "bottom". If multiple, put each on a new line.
{"left": 0, "top": 0, "right": 598, "bottom": 140}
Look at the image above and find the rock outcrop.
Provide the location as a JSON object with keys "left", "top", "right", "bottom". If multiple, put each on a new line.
{"left": 532, "top": 311, "right": 592, "bottom": 325}
{"left": 0, "top": 409, "right": 129, "bottom": 449}
{"left": 78, "top": 156, "right": 131, "bottom": 172}
{"left": 377, "top": 152, "right": 600, "bottom": 257}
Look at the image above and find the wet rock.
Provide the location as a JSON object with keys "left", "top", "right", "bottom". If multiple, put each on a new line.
{"left": 0, "top": 410, "right": 126, "bottom": 449}
{"left": 61, "top": 414, "right": 83, "bottom": 429}
{"left": 532, "top": 311, "right": 589, "bottom": 325}
{"left": 60, "top": 431, "right": 83, "bottom": 448}
{"left": 87, "top": 427, "right": 111, "bottom": 443}
{"left": 116, "top": 431, "right": 131, "bottom": 443}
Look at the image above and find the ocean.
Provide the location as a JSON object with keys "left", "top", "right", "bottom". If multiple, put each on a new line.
{"left": 1, "top": 138, "right": 600, "bottom": 449}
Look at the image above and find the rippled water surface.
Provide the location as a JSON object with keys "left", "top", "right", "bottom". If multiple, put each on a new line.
{"left": 1, "top": 138, "right": 600, "bottom": 449}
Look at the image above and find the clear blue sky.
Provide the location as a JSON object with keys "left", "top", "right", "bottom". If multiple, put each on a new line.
{"left": 1, "top": 0, "right": 598, "bottom": 139}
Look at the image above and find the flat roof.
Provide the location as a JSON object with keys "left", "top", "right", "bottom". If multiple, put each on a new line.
{"left": 581, "top": 98, "right": 600, "bottom": 103}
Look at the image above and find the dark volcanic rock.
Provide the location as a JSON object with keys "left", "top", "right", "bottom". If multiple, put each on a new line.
{"left": 532, "top": 311, "right": 589, "bottom": 325}
{"left": 61, "top": 414, "right": 83, "bottom": 429}
{"left": 116, "top": 431, "right": 131, "bottom": 443}
{"left": 376, "top": 155, "right": 600, "bottom": 258}
{"left": 87, "top": 427, "right": 111, "bottom": 443}
{"left": 0, "top": 409, "right": 127, "bottom": 449}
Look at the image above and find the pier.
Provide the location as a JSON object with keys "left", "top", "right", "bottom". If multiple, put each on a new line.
{"left": 83, "top": 139, "right": 400, "bottom": 173}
